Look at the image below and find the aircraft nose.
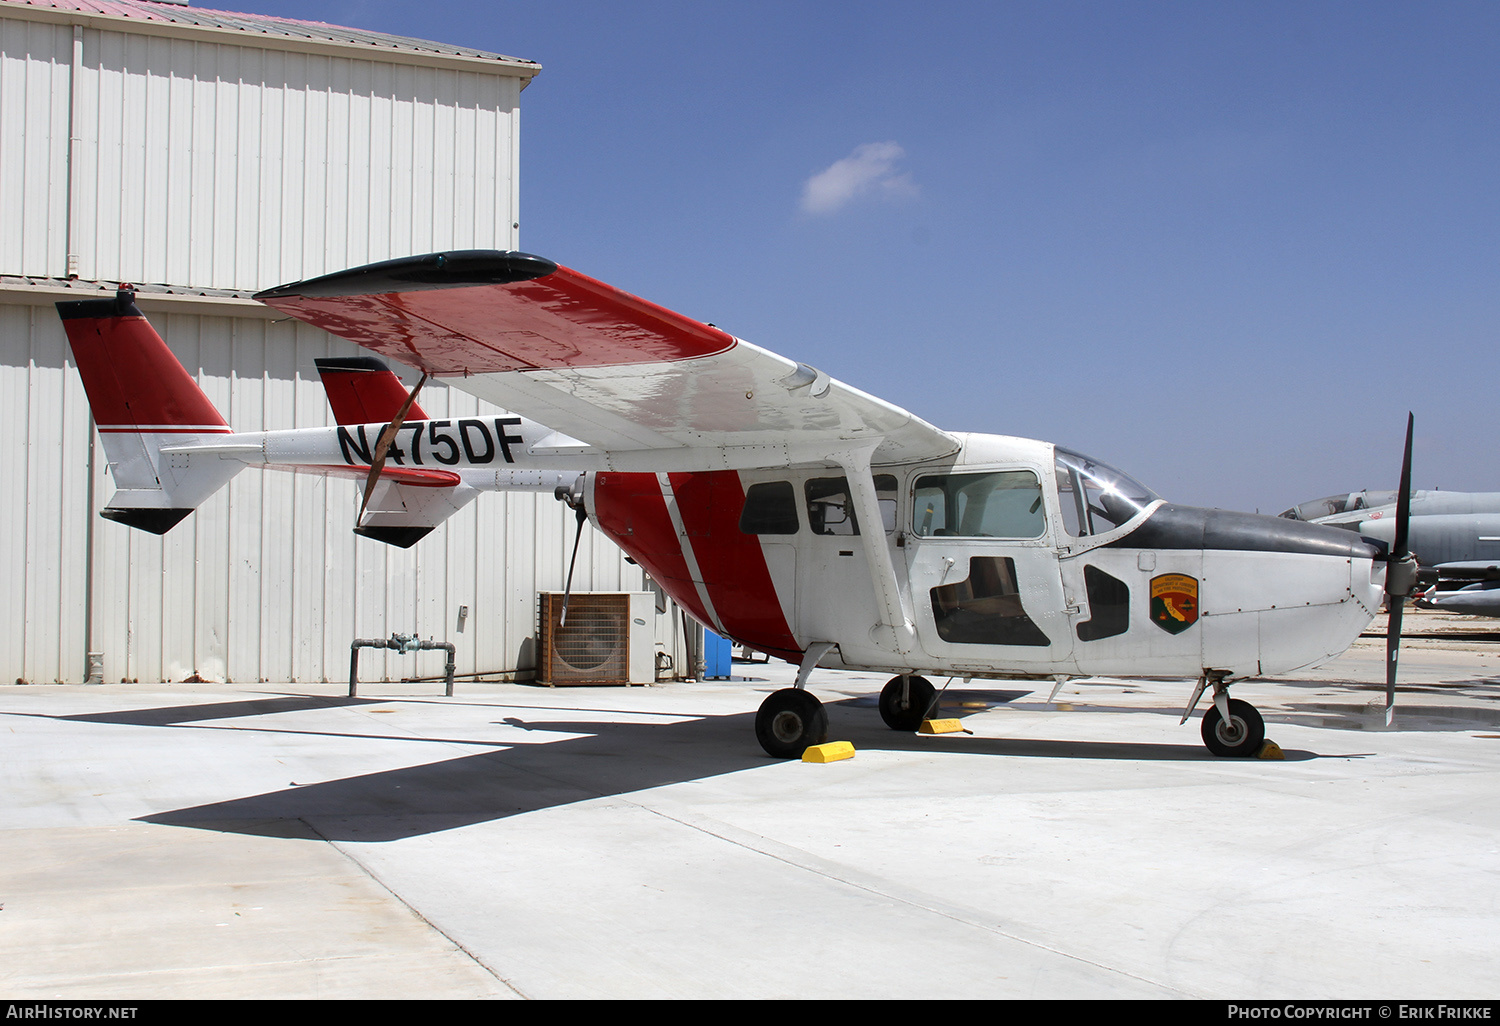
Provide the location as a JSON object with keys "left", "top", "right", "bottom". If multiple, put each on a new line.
{"left": 1119, "top": 504, "right": 1387, "bottom": 560}
{"left": 1116, "top": 504, "right": 1387, "bottom": 676}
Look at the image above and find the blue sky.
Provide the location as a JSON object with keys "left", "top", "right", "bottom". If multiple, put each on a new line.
{"left": 239, "top": 1, "right": 1499, "bottom": 512}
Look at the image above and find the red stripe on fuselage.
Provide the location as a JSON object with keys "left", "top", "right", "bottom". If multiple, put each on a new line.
{"left": 592, "top": 472, "right": 716, "bottom": 630}
{"left": 591, "top": 471, "right": 801, "bottom": 660}
{"left": 667, "top": 472, "right": 801, "bottom": 659}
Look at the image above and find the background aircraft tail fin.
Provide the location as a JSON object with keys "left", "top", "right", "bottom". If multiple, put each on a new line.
{"left": 57, "top": 289, "right": 240, "bottom": 534}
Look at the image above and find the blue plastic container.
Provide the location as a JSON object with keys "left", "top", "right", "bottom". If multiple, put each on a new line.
{"left": 703, "top": 630, "right": 732, "bottom": 679}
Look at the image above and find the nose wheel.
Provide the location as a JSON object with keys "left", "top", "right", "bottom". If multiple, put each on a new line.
{"left": 1200, "top": 697, "right": 1265, "bottom": 758}
{"left": 755, "top": 687, "right": 829, "bottom": 758}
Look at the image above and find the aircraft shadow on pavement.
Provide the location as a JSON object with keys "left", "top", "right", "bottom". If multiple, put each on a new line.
{"left": 60, "top": 694, "right": 380, "bottom": 727}
{"left": 40, "top": 692, "right": 1328, "bottom": 842}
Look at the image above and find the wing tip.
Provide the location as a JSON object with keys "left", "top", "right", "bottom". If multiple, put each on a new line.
{"left": 255, "top": 251, "right": 558, "bottom": 302}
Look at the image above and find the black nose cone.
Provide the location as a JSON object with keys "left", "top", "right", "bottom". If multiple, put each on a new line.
{"left": 1110, "top": 505, "right": 1387, "bottom": 559}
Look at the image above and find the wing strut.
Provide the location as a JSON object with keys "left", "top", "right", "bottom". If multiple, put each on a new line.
{"left": 832, "top": 443, "right": 916, "bottom": 657}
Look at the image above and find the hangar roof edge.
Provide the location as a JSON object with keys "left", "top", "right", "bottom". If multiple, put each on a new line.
{"left": 0, "top": 0, "right": 541, "bottom": 80}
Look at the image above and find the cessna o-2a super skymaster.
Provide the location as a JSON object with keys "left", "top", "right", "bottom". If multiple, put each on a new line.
{"left": 58, "top": 250, "right": 1420, "bottom": 759}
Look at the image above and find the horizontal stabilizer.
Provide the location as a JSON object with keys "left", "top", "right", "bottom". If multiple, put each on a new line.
{"left": 353, "top": 477, "right": 482, "bottom": 548}
{"left": 98, "top": 507, "right": 194, "bottom": 535}
{"left": 353, "top": 525, "right": 434, "bottom": 549}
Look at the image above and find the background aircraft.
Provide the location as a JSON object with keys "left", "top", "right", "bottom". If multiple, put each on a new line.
{"left": 1281, "top": 490, "right": 1500, "bottom": 617}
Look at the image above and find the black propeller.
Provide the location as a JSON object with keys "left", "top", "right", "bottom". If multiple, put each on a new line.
{"left": 1383, "top": 413, "right": 1418, "bottom": 726}
{"left": 554, "top": 479, "right": 588, "bottom": 628}
{"left": 357, "top": 372, "right": 430, "bottom": 526}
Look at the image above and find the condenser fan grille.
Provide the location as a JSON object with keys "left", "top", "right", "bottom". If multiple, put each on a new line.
{"left": 539, "top": 593, "right": 631, "bottom": 684}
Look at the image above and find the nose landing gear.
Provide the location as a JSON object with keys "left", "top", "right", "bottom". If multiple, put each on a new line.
{"left": 1184, "top": 672, "right": 1266, "bottom": 758}
{"left": 1200, "top": 697, "right": 1265, "bottom": 757}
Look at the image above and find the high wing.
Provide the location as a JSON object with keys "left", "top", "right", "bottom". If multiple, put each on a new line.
{"left": 255, "top": 251, "right": 960, "bottom": 472}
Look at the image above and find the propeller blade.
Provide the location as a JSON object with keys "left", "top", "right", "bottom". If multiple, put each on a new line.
{"left": 558, "top": 505, "right": 587, "bottom": 628}
{"left": 1383, "top": 412, "right": 1415, "bottom": 728}
{"left": 357, "top": 372, "right": 430, "bottom": 525}
{"left": 1385, "top": 599, "right": 1403, "bottom": 727}
{"left": 1392, "top": 412, "right": 1414, "bottom": 561}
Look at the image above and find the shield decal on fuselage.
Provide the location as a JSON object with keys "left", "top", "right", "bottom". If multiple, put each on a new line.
{"left": 1150, "top": 573, "right": 1199, "bottom": 634}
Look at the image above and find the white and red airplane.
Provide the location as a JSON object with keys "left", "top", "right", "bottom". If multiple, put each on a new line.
{"left": 58, "top": 250, "right": 1418, "bottom": 758}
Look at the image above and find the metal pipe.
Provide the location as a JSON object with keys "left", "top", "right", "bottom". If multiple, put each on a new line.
{"left": 349, "top": 634, "right": 457, "bottom": 697}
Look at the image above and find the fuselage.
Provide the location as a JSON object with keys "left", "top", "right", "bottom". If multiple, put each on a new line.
{"left": 175, "top": 419, "right": 1386, "bottom": 681}
{"left": 586, "top": 433, "right": 1387, "bottom": 681}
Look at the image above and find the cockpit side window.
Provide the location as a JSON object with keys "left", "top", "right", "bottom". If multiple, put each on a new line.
{"left": 912, "top": 471, "right": 1045, "bottom": 539}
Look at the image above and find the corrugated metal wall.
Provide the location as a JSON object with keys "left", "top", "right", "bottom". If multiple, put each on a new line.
{"left": 0, "top": 16, "right": 71, "bottom": 276}
{"left": 0, "top": 10, "right": 688, "bottom": 684}
{"left": 1, "top": 13, "right": 521, "bottom": 286}
{"left": 2, "top": 293, "right": 675, "bottom": 684}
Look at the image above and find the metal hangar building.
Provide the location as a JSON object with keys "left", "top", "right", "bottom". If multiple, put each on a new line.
{"left": 0, "top": 0, "right": 691, "bottom": 685}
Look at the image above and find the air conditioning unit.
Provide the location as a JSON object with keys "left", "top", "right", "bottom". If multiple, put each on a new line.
{"left": 537, "top": 592, "right": 656, "bottom": 685}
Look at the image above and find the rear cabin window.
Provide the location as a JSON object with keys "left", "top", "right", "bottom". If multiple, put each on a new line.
{"left": 805, "top": 475, "right": 898, "bottom": 536}
{"left": 912, "top": 471, "right": 1045, "bottom": 538}
{"left": 739, "top": 481, "right": 800, "bottom": 535}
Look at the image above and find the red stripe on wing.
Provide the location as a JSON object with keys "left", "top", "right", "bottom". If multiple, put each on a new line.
{"left": 261, "top": 265, "right": 736, "bottom": 375}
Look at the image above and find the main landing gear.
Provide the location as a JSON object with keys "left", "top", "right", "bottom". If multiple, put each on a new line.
{"left": 755, "top": 688, "right": 829, "bottom": 759}
{"left": 753, "top": 674, "right": 938, "bottom": 758}
{"left": 878, "top": 675, "right": 936, "bottom": 732}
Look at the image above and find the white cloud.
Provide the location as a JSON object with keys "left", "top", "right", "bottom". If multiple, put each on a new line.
{"left": 800, "top": 141, "right": 919, "bottom": 216}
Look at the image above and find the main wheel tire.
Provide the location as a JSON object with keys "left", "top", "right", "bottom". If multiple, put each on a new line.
{"left": 755, "top": 688, "right": 829, "bottom": 758}
{"left": 879, "top": 675, "right": 937, "bottom": 732}
{"left": 1201, "top": 698, "right": 1265, "bottom": 757}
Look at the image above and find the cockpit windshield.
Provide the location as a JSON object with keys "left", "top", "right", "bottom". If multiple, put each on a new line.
{"left": 1054, "top": 448, "right": 1160, "bottom": 538}
{"left": 1278, "top": 490, "right": 1397, "bottom": 522}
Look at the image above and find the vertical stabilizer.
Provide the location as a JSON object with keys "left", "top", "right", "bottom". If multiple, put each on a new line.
{"left": 58, "top": 289, "right": 240, "bottom": 534}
